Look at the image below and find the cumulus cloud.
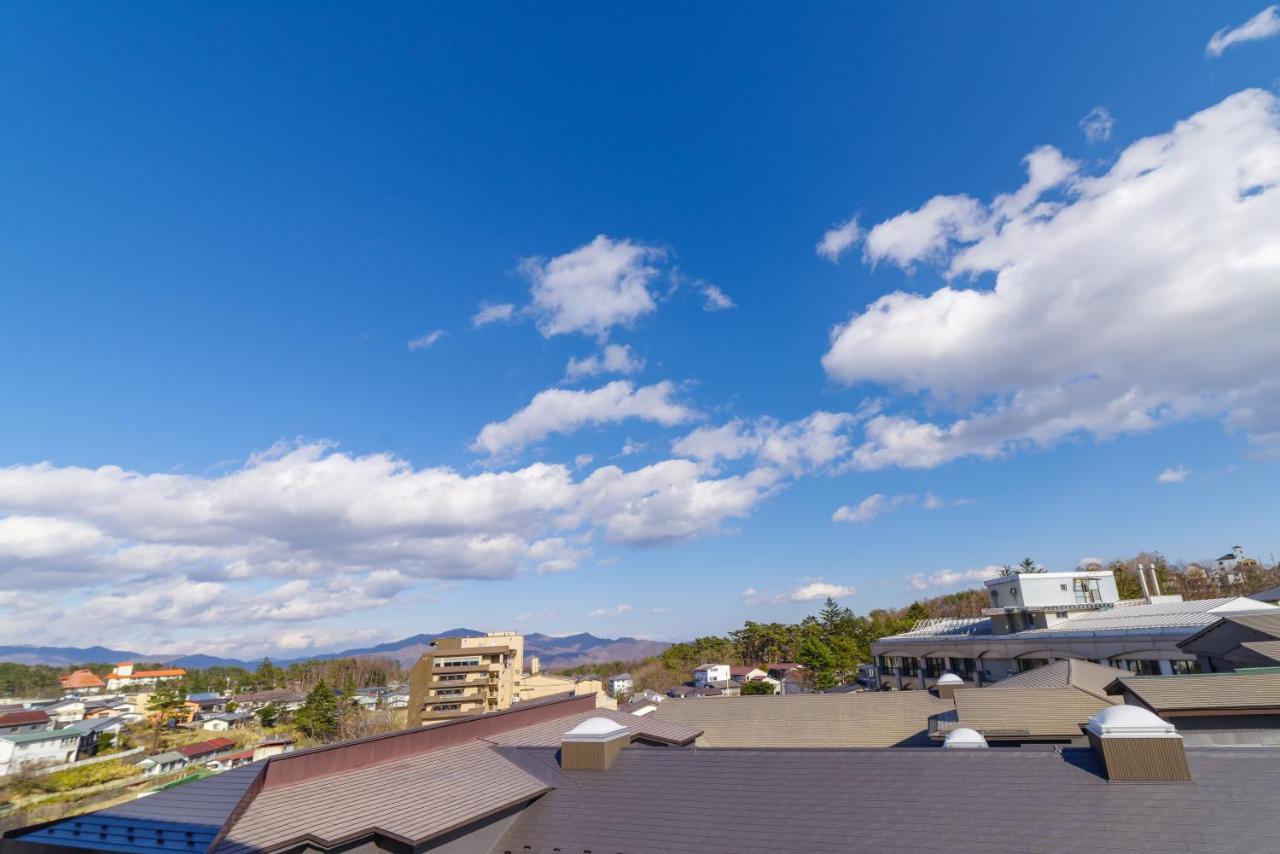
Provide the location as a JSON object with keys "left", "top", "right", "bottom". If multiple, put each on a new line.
{"left": 742, "top": 579, "right": 857, "bottom": 605}
{"left": 0, "top": 515, "right": 110, "bottom": 559}
{"left": 565, "top": 344, "right": 644, "bottom": 381}
{"left": 1207, "top": 6, "right": 1280, "bottom": 57}
{"left": 824, "top": 90, "right": 1280, "bottom": 468}
{"left": 700, "top": 283, "right": 735, "bottom": 311}
{"left": 672, "top": 411, "right": 861, "bottom": 474}
{"left": 1079, "top": 106, "right": 1115, "bottom": 143}
{"left": 521, "top": 235, "right": 665, "bottom": 338}
{"left": 471, "top": 380, "right": 697, "bottom": 457}
{"left": 1156, "top": 465, "right": 1190, "bottom": 484}
{"left": 817, "top": 216, "right": 863, "bottom": 262}
{"left": 472, "top": 303, "right": 518, "bottom": 327}
{"left": 832, "top": 493, "right": 914, "bottom": 524}
{"left": 587, "top": 603, "right": 632, "bottom": 617}
{"left": 407, "top": 329, "right": 447, "bottom": 350}
{"left": 905, "top": 566, "right": 1003, "bottom": 591}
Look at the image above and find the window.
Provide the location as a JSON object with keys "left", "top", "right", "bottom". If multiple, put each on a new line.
{"left": 437, "top": 673, "right": 466, "bottom": 682}
{"left": 990, "top": 591, "right": 999, "bottom": 605}
{"left": 1059, "top": 584, "right": 1068, "bottom": 592}
{"left": 435, "top": 688, "right": 463, "bottom": 697}
{"left": 1010, "top": 588, "right": 1018, "bottom": 599}
{"left": 1170, "top": 660, "right": 1202, "bottom": 675}
{"left": 437, "top": 657, "right": 482, "bottom": 668}
{"left": 433, "top": 703, "right": 462, "bottom": 711}
{"left": 1073, "top": 578, "right": 1102, "bottom": 604}
{"left": 1054, "top": 611, "right": 1068, "bottom": 619}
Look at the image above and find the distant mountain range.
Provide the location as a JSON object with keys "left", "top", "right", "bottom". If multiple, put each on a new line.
{"left": 0, "top": 630, "right": 670, "bottom": 672}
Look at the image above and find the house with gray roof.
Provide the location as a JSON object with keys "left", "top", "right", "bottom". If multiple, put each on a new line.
{"left": 1178, "top": 610, "right": 1280, "bottom": 672}
{"left": 871, "top": 568, "right": 1277, "bottom": 690}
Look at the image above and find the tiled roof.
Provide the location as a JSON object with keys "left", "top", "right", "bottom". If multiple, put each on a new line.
{"left": 108, "top": 668, "right": 187, "bottom": 679}
{"left": 944, "top": 687, "right": 1116, "bottom": 739}
{"left": 59, "top": 669, "right": 107, "bottom": 689}
{"left": 215, "top": 740, "right": 550, "bottom": 853}
{"left": 483, "top": 708, "right": 701, "bottom": 747}
{"left": 650, "top": 692, "right": 953, "bottom": 747}
{"left": 494, "top": 746, "right": 1280, "bottom": 854}
{"left": 1241, "top": 640, "right": 1280, "bottom": 662}
{"left": 0, "top": 709, "right": 51, "bottom": 727}
{"left": 880, "top": 597, "right": 1277, "bottom": 641}
{"left": 989, "top": 658, "right": 1127, "bottom": 699}
{"left": 177, "top": 737, "right": 236, "bottom": 758}
{"left": 1108, "top": 671, "right": 1280, "bottom": 712}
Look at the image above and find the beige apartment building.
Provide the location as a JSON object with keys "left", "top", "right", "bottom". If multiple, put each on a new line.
{"left": 407, "top": 632, "right": 524, "bottom": 726}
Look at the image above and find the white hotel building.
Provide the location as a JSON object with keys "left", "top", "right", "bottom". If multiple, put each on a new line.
{"left": 871, "top": 570, "right": 1277, "bottom": 690}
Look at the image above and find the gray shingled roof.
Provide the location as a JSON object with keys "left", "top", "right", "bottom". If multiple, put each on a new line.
{"left": 989, "top": 658, "right": 1127, "bottom": 699}
{"left": 215, "top": 740, "right": 549, "bottom": 853}
{"left": 1240, "top": 640, "right": 1280, "bottom": 662}
{"left": 651, "top": 692, "right": 953, "bottom": 747}
{"left": 944, "top": 686, "right": 1117, "bottom": 739}
{"left": 483, "top": 708, "right": 701, "bottom": 747}
{"left": 1108, "top": 671, "right": 1280, "bottom": 712}
{"left": 493, "top": 746, "right": 1280, "bottom": 854}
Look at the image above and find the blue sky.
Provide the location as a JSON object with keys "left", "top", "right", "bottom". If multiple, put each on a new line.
{"left": 1, "top": 3, "right": 1279, "bottom": 657}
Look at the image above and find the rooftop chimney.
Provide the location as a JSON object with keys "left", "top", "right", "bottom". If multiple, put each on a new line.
{"left": 1086, "top": 706, "right": 1191, "bottom": 783}
{"left": 934, "top": 672, "right": 964, "bottom": 700}
{"left": 943, "top": 727, "right": 988, "bottom": 749}
{"left": 561, "top": 716, "right": 630, "bottom": 771}
{"left": 1136, "top": 566, "right": 1151, "bottom": 599}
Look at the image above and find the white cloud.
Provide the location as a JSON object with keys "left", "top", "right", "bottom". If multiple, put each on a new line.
{"left": 817, "top": 215, "right": 863, "bottom": 262}
{"left": 472, "top": 303, "right": 518, "bottom": 327}
{"left": 1207, "top": 5, "right": 1280, "bottom": 57}
{"left": 832, "top": 493, "right": 914, "bottom": 524}
{"left": 1079, "top": 106, "right": 1115, "bottom": 143}
{"left": 700, "top": 283, "right": 736, "bottom": 312}
{"left": 471, "top": 380, "right": 697, "bottom": 457}
{"left": 565, "top": 344, "right": 644, "bottom": 381}
{"left": 673, "top": 411, "right": 860, "bottom": 474}
{"left": 522, "top": 235, "right": 665, "bottom": 338}
{"left": 742, "top": 579, "right": 857, "bottom": 605}
{"left": 825, "top": 90, "right": 1280, "bottom": 468}
{"left": 1157, "top": 465, "right": 1190, "bottom": 484}
{"left": 0, "top": 439, "right": 796, "bottom": 647}
{"left": 905, "top": 566, "right": 1003, "bottom": 592}
{"left": 587, "top": 603, "right": 632, "bottom": 618}
{"left": 649, "top": 607, "right": 672, "bottom": 614}
{"left": 619, "top": 438, "right": 646, "bottom": 457}
{"left": 921, "top": 491, "right": 975, "bottom": 510}
{"left": 407, "top": 329, "right": 446, "bottom": 350}
{"left": 573, "top": 454, "right": 595, "bottom": 470}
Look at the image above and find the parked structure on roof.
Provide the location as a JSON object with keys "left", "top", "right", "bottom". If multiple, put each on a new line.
{"left": 104, "top": 662, "right": 186, "bottom": 692}
{"left": 872, "top": 568, "right": 1277, "bottom": 690}
{"left": 406, "top": 631, "right": 523, "bottom": 726}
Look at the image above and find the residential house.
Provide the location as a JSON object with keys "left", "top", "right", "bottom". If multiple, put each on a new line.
{"left": 406, "top": 631, "right": 524, "bottom": 726}
{"left": 17, "top": 691, "right": 1280, "bottom": 854}
{"left": 872, "top": 569, "right": 1277, "bottom": 689}
{"left": 1178, "top": 611, "right": 1280, "bottom": 672}
{"left": 177, "top": 737, "right": 237, "bottom": 765}
{"left": 138, "top": 750, "right": 188, "bottom": 777}
{"left": 104, "top": 662, "right": 186, "bottom": 692}
{"left": 604, "top": 673, "right": 633, "bottom": 698}
{"left": 517, "top": 660, "right": 609, "bottom": 707}
{"left": 693, "top": 663, "right": 730, "bottom": 687}
{"left": 61, "top": 717, "right": 126, "bottom": 759}
{"left": 57, "top": 670, "right": 105, "bottom": 696}
{"left": 38, "top": 698, "right": 85, "bottom": 725}
{"left": 251, "top": 738, "right": 295, "bottom": 762}
{"left": 728, "top": 665, "right": 767, "bottom": 683}
{"left": 0, "top": 730, "right": 79, "bottom": 776}
{"left": 202, "top": 711, "right": 253, "bottom": 731}
{"left": 0, "top": 709, "right": 51, "bottom": 735}
{"left": 1212, "top": 545, "right": 1258, "bottom": 585}
{"left": 206, "top": 748, "right": 255, "bottom": 771}
{"left": 666, "top": 685, "right": 694, "bottom": 698}
{"left": 184, "top": 693, "right": 229, "bottom": 721}
{"left": 231, "top": 688, "right": 306, "bottom": 713}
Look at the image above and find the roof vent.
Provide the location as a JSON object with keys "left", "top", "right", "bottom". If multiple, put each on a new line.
{"left": 934, "top": 672, "right": 964, "bottom": 700}
{"left": 561, "top": 716, "right": 630, "bottom": 771}
{"left": 943, "top": 727, "right": 988, "bottom": 749}
{"left": 1085, "top": 705, "right": 1191, "bottom": 782}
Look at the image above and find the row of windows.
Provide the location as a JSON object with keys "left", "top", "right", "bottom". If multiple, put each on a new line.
{"left": 876, "top": 655, "right": 1201, "bottom": 677}
{"left": 436, "top": 657, "right": 482, "bottom": 668}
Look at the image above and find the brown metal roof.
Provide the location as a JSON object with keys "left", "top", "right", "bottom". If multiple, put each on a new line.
{"left": 1108, "top": 671, "right": 1280, "bottom": 712}
{"left": 988, "top": 658, "right": 1126, "bottom": 700}
{"left": 1240, "top": 640, "right": 1280, "bottom": 663}
{"left": 946, "top": 687, "right": 1116, "bottom": 738}
{"left": 484, "top": 708, "right": 701, "bottom": 748}
{"left": 0, "top": 709, "right": 51, "bottom": 727}
{"left": 650, "top": 692, "right": 953, "bottom": 747}
{"left": 216, "top": 740, "right": 548, "bottom": 852}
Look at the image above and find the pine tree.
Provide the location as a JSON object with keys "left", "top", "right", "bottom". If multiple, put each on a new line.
{"left": 146, "top": 680, "right": 187, "bottom": 751}
{"left": 295, "top": 680, "right": 339, "bottom": 741}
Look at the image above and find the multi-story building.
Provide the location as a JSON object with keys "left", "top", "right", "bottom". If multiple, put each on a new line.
{"left": 871, "top": 570, "right": 1277, "bottom": 690}
{"left": 104, "top": 662, "right": 186, "bottom": 692}
{"left": 407, "top": 631, "right": 523, "bottom": 726}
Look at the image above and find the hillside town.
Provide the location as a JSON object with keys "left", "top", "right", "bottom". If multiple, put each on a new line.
{"left": 2, "top": 548, "right": 1280, "bottom": 851}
